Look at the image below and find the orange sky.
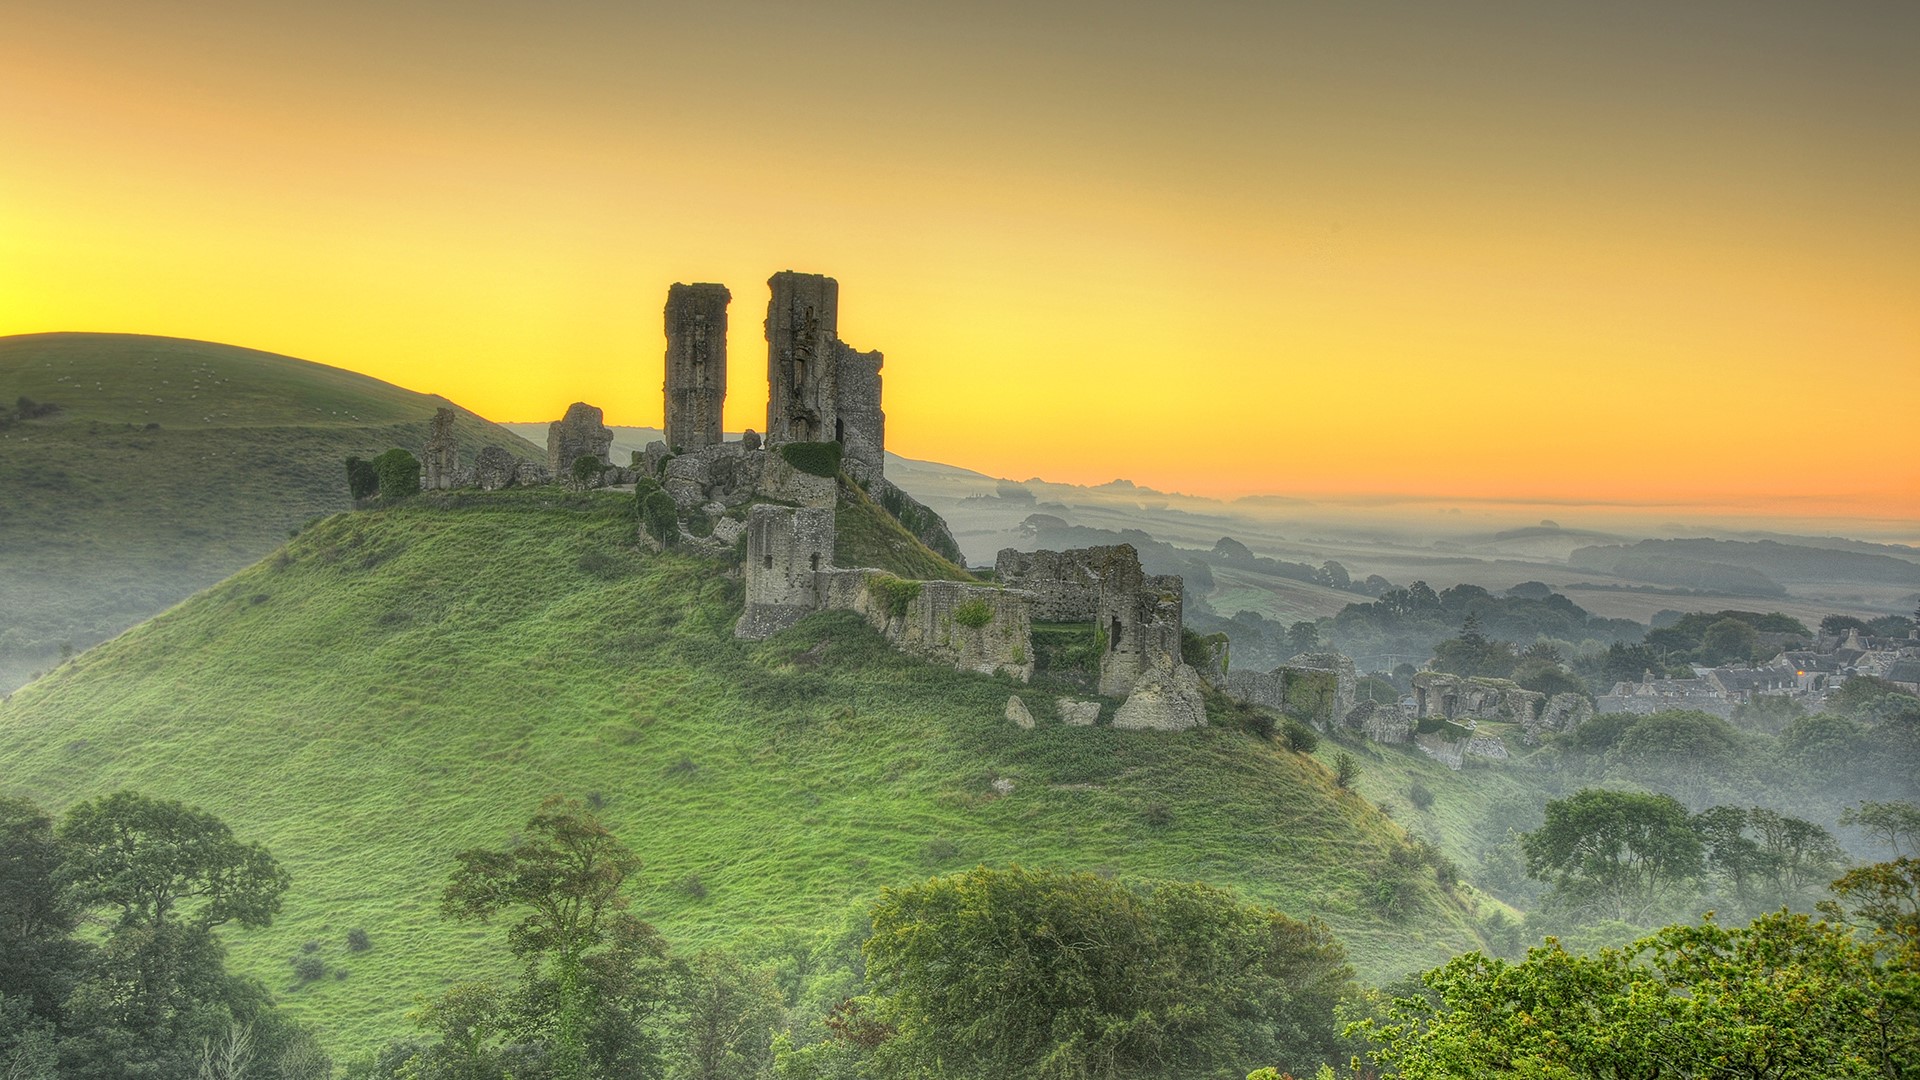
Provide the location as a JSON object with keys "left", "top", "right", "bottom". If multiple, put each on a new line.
{"left": 3, "top": 1, "right": 1916, "bottom": 518}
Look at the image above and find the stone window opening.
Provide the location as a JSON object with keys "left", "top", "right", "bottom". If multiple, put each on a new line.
{"left": 810, "top": 553, "right": 820, "bottom": 571}
{"left": 1109, "top": 616, "right": 1122, "bottom": 651}
{"left": 764, "top": 553, "right": 774, "bottom": 570}
{"left": 793, "top": 360, "right": 806, "bottom": 389}
{"left": 834, "top": 418, "right": 844, "bottom": 444}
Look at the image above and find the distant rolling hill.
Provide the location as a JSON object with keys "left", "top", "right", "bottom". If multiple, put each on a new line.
{"left": 0, "top": 492, "right": 1487, "bottom": 1056}
{"left": 0, "top": 332, "right": 538, "bottom": 691}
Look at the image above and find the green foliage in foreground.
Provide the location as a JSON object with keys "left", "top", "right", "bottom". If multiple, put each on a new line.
{"left": 1357, "top": 905, "right": 1920, "bottom": 1079}
{"left": 849, "top": 866, "right": 1356, "bottom": 1080}
{"left": 0, "top": 493, "right": 1483, "bottom": 1056}
{"left": 1, "top": 792, "right": 325, "bottom": 1080}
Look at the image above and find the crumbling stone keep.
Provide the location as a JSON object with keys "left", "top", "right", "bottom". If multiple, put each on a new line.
{"left": 764, "top": 271, "right": 886, "bottom": 481}
{"left": 993, "top": 544, "right": 1185, "bottom": 698}
{"left": 422, "top": 407, "right": 459, "bottom": 490}
{"left": 546, "top": 402, "right": 614, "bottom": 478}
{"left": 737, "top": 505, "right": 836, "bottom": 640}
{"left": 664, "top": 283, "right": 729, "bottom": 452}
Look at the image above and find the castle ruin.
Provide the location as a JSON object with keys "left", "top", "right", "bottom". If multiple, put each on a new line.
{"left": 663, "top": 283, "right": 730, "bottom": 452}
{"left": 764, "top": 272, "right": 885, "bottom": 482}
{"left": 412, "top": 269, "right": 1214, "bottom": 730}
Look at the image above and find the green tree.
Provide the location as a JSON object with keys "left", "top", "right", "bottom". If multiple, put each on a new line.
{"left": 1842, "top": 800, "right": 1920, "bottom": 857}
{"left": 1699, "top": 616, "right": 1762, "bottom": 665}
{"left": 0, "top": 797, "right": 82, "bottom": 1024}
{"left": 1357, "top": 909, "right": 1917, "bottom": 1079}
{"left": 344, "top": 456, "right": 380, "bottom": 500}
{"left": 1286, "top": 621, "right": 1319, "bottom": 654}
{"left": 372, "top": 448, "right": 421, "bottom": 499}
{"left": 1522, "top": 789, "right": 1702, "bottom": 924}
{"left": 1333, "top": 751, "right": 1359, "bottom": 790}
{"left": 60, "top": 792, "right": 290, "bottom": 934}
{"left": 859, "top": 866, "right": 1354, "bottom": 1079}
{"left": 56, "top": 792, "right": 297, "bottom": 1080}
{"left": 641, "top": 491, "right": 680, "bottom": 548}
{"left": 1605, "top": 709, "right": 1748, "bottom": 808}
{"left": 670, "top": 949, "right": 785, "bottom": 1080}
{"left": 442, "top": 797, "right": 651, "bottom": 1080}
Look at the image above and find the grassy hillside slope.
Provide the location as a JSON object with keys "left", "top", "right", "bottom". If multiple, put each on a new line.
{"left": 0, "top": 332, "right": 539, "bottom": 689}
{"left": 0, "top": 492, "right": 1487, "bottom": 1056}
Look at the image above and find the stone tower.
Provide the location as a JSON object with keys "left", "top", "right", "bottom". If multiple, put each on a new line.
{"left": 663, "top": 283, "right": 729, "bottom": 451}
{"left": 736, "top": 505, "right": 835, "bottom": 639}
{"left": 422, "top": 406, "right": 458, "bottom": 490}
{"left": 763, "top": 271, "right": 885, "bottom": 480}
{"left": 765, "top": 271, "right": 839, "bottom": 445}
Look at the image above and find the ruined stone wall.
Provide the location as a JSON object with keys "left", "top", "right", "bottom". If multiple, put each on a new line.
{"left": 547, "top": 402, "right": 614, "bottom": 477}
{"left": 765, "top": 272, "right": 839, "bottom": 445}
{"left": 818, "top": 569, "right": 1034, "bottom": 681}
{"left": 1285, "top": 652, "right": 1358, "bottom": 724}
{"left": 993, "top": 545, "right": 1184, "bottom": 698}
{"left": 993, "top": 547, "right": 1118, "bottom": 621}
{"left": 1100, "top": 575, "right": 1184, "bottom": 697}
{"left": 1411, "top": 672, "right": 1543, "bottom": 723}
{"left": 1226, "top": 669, "right": 1285, "bottom": 713}
{"left": 422, "top": 407, "right": 460, "bottom": 490}
{"left": 664, "top": 283, "right": 729, "bottom": 452}
{"left": 736, "top": 505, "right": 835, "bottom": 639}
{"left": 832, "top": 340, "right": 885, "bottom": 481}
{"left": 661, "top": 444, "right": 834, "bottom": 513}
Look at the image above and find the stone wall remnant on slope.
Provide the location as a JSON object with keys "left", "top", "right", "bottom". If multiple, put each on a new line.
{"left": 1112, "top": 661, "right": 1206, "bottom": 730}
{"left": 664, "top": 283, "right": 730, "bottom": 452}
{"left": 816, "top": 569, "right": 1034, "bottom": 681}
{"left": 993, "top": 545, "right": 1185, "bottom": 698}
{"left": 737, "top": 505, "right": 836, "bottom": 640}
{"left": 423, "top": 406, "right": 459, "bottom": 490}
{"left": 994, "top": 547, "right": 1111, "bottom": 621}
{"left": 546, "top": 402, "right": 614, "bottom": 477}
{"left": 1522, "top": 692, "right": 1594, "bottom": 745}
{"left": 1411, "top": 671, "right": 1543, "bottom": 723}
{"left": 661, "top": 444, "right": 834, "bottom": 513}
{"left": 1225, "top": 651, "right": 1357, "bottom": 731}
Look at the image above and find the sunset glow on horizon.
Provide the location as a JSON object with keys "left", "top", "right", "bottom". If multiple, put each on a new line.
{"left": 4, "top": 1, "right": 1916, "bottom": 520}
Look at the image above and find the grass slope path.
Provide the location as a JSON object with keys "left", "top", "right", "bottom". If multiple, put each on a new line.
{"left": 0, "top": 493, "right": 1487, "bottom": 1055}
{"left": 0, "top": 332, "right": 539, "bottom": 689}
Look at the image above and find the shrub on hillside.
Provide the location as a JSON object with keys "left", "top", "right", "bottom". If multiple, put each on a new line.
{"left": 371, "top": 448, "right": 420, "bottom": 499}
{"left": 868, "top": 576, "right": 921, "bottom": 619}
{"left": 952, "top": 598, "right": 995, "bottom": 629}
{"left": 344, "top": 456, "right": 380, "bottom": 500}
{"left": 641, "top": 491, "right": 679, "bottom": 547}
{"left": 571, "top": 454, "right": 604, "bottom": 490}
{"left": 1281, "top": 717, "right": 1319, "bottom": 753}
{"left": 779, "top": 440, "right": 843, "bottom": 478}
{"left": 1409, "top": 781, "right": 1436, "bottom": 810}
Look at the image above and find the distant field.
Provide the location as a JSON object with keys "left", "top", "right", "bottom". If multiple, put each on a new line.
{"left": 1207, "top": 565, "right": 1362, "bottom": 624}
{"left": 0, "top": 332, "right": 537, "bottom": 690}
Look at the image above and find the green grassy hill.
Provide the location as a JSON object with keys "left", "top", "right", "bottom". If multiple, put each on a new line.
{"left": 0, "top": 492, "right": 1489, "bottom": 1056}
{"left": 0, "top": 332, "right": 540, "bottom": 690}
